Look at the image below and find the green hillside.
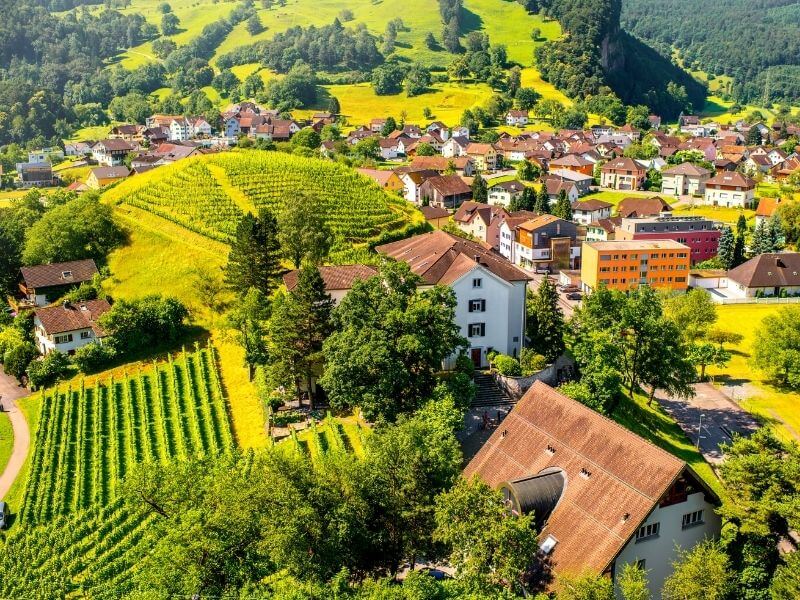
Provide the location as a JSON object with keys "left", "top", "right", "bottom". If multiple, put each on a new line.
{"left": 103, "top": 151, "right": 425, "bottom": 256}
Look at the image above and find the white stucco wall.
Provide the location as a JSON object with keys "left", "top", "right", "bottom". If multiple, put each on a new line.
{"left": 613, "top": 491, "right": 721, "bottom": 598}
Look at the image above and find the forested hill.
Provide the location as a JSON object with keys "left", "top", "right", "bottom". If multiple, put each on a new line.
{"left": 531, "top": 0, "right": 706, "bottom": 119}
{"left": 622, "top": 0, "right": 800, "bottom": 105}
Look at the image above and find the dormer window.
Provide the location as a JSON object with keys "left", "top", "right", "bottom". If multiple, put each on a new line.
{"left": 62, "top": 271, "right": 72, "bottom": 279}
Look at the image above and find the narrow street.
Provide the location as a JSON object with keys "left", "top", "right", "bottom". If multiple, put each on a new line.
{"left": 0, "top": 366, "right": 30, "bottom": 501}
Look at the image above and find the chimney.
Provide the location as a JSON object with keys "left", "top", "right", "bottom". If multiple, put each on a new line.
{"left": 474, "top": 254, "right": 481, "bottom": 264}
{"left": 62, "top": 300, "right": 71, "bottom": 310}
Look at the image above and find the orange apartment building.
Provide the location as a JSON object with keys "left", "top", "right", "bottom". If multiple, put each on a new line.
{"left": 581, "top": 240, "right": 691, "bottom": 293}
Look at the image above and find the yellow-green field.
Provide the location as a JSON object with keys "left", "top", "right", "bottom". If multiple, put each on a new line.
{"left": 672, "top": 204, "right": 755, "bottom": 227}
{"left": 0, "top": 411, "right": 12, "bottom": 484}
{"left": 105, "top": 204, "right": 268, "bottom": 448}
{"left": 708, "top": 305, "right": 800, "bottom": 441}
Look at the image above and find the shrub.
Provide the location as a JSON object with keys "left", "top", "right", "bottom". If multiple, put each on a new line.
{"left": 73, "top": 343, "right": 116, "bottom": 374}
{"left": 455, "top": 352, "right": 475, "bottom": 378}
{"left": 99, "top": 295, "right": 188, "bottom": 356}
{"left": 520, "top": 349, "right": 548, "bottom": 375}
{"left": 27, "top": 350, "right": 71, "bottom": 390}
{"left": 494, "top": 354, "right": 521, "bottom": 376}
{"left": 4, "top": 342, "right": 37, "bottom": 381}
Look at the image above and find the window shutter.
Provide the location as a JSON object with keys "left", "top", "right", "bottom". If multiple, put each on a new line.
{"left": 468, "top": 302, "right": 474, "bottom": 313}
{"left": 480, "top": 323, "right": 486, "bottom": 336}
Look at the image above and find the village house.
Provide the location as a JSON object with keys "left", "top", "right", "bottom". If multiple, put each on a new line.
{"left": 743, "top": 154, "right": 773, "bottom": 176}
{"left": 64, "top": 141, "right": 94, "bottom": 157}
{"left": 33, "top": 299, "right": 111, "bottom": 356}
{"left": 585, "top": 217, "right": 621, "bottom": 241}
{"left": 510, "top": 214, "right": 580, "bottom": 272}
{"left": 505, "top": 110, "right": 529, "bottom": 127}
{"left": 496, "top": 210, "right": 539, "bottom": 257}
{"left": 442, "top": 135, "right": 470, "bottom": 158}
{"left": 703, "top": 172, "right": 756, "bottom": 208}
{"left": 283, "top": 265, "right": 378, "bottom": 305}
{"left": 755, "top": 197, "right": 781, "bottom": 228}
{"left": 378, "top": 138, "right": 403, "bottom": 160}
{"left": 376, "top": 230, "right": 530, "bottom": 368}
{"left": 549, "top": 168, "right": 593, "bottom": 196}
{"left": 356, "top": 168, "right": 404, "bottom": 193}
{"left": 487, "top": 180, "right": 526, "bottom": 207}
{"left": 109, "top": 125, "right": 144, "bottom": 143}
{"left": 92, "top": 139, "right": 135, "bottom": 167}
{"left": 397, "top": 169, "right": 438, "bottom": 203}
{"left": 464, "top": 381, "right": 722, "bottom": 598}
{"left": 543, "top": 178, "right": 579, "bottom": 203}
{"left": 617, "top": 196, "right": 673, "bottom": 218}
{"left": 724, "top": 253, "right": 800, "bottom": 299}
{"left": 581, "top": 240, "right": 691, "bottom": 293}
{"left": 660, "top": 162, "right": 712, "bottom": 197}
{"left": 571, "top": 198, "right": 612, "bottom": 225}
{"left": 369, "top": 118, "right": 387, "bottom": 133}
{"left": 19, "top": 259, "right": 99, "bottom": 307}
{"left": 28, "top": 147, "right": 65, "bottom": 164}
{"left": 549, "top": 153, "right": 594, "bottom": 177}
{"left": 419, "top": 174, "right": 472, "bottom": 209}
{"left": 15, "top": 162, "right": 55, "bottom": 188}
{"left": 615, "top": 215, "right": 720, "bottom": 265}
{"left": 408, "top": 155, "right": 475, "bottom": 176}
{"left": 86, "top": 166, "right": 130, "bottom": 189}
{"left": 419, "top": 205, "right": 451, "bottom": 229}
{"left": 600, "top": 158, "right": 646, "bottom": 190}
{"left": 453, "top": 201, "right": 505, "bottom": 242}
{"left": 188, "top": 117, "right": 213, "bottom": 138}
{"left": 466, "top": 143, "right": 498, "bottom": 172}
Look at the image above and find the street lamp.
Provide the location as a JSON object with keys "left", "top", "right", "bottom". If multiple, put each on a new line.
{"left": 696, "top": 413, "right": 706, "bottom": 449}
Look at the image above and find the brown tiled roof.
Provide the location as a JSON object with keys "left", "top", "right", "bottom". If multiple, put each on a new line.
{"left": 401, "top": 169, "right": 439, "bottom": 185}
{"left": 601, "top": 157, "right": 645, "bottom": 173}
{"left": 35, "top": 299, "right": 111, "bottom": 336}
{"left": 500, "top": 210, "right": 541, "bottom": 230}
{"left": 550, "top": 154, "right": 592, "bottom": 168}
{"left": 282, "top": 265, "right": 378, "bottom": 292}
{"left": 571, "top": 198, "right": 612, "bottom": 211}
{"left": 662, "top": 162, "right": 711, "bottom": 177}
{"left": 706, "top": 172, "right": 755, "bottom": 189}
{"left": 96, "top": 139, "right": 135, "bottom": 152}
{"left": 424, "top": 175, "right": 471, "bottom": 196}
{"left": 376, "top": 230, "right": 530, "bottom": 285}
{"left": 617, "top": 197, "right": 672, "bottom": 218}
{"left": 544, "top": 179, "right": 577, "bottom": 196}
{"left": 755, "top": 197, "right": 780, "bottom": 218}
{"left": 517, "top": 214, "right": 561, "bottom": 232}
{"left": 589, "top": 217, "right": 621, "bottom": 234}
{"left": 21, "top": 259, "right": 98, "bottom": 289}
{"left": 727, "top": 253, "right": 800, "bottom": 288}
{"left": 420, "top": 205, "right": 450, "bottom": 220}
{"left": 464, "top": 381, "right": 692, "bottom": 577}
{"left": 453, "top": 200, "right": 492, "bottom": 224}
{"left": 466, "top": 142, "right": 495, "bottom": 155}
{"left": 90, "top": 166, "right": 130, "bottom": 179}
{"left": 356, "top": 168, "right": 397, "bottom": 186}
{"left": 489, "top": 180, "right": 526, "bottom": 193}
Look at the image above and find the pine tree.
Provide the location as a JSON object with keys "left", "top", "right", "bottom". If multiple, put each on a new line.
{"left": 717, "top": 225, "right": 735, "bottom": 270}
{"left": 472, "top": 172, "right": 488, "bottom": 203}
{"left": 520, "top": 187, "right": 535, "bottom": 211}
{"left": 526, "top": 277, "right": 565, "bottom": 362}
{"left": 736, "top": 213, "right": 748, "bottom": 239}
{"left": 552, "top": 190, "right": 572, "bottom": 220}
{"left": 751, "top": 219, "right": 771, "bottom": 256}
{"left": 533, "top": 184, "right": 550, "bottom": 214}
{"left": 768, "top": 214, "right": 785, "bottom": 252}
{"left": 224, "top": 209, "right": 282, "bottom": 297}
{"left": 268, "top": 264, "right": 334, "bottom": 407}
{"left": 733, "top": 234, "right": 746, "bottom": 267}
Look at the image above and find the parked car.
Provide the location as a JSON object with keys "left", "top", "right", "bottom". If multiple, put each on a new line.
{"left": 420, "top": 567, "right": 451, "bottom": 581}
{"left": 0, "top": 502, "right": 9, "bottom": 529}
{"left": 566, "top": 292, "right": 582, "bottom": 301}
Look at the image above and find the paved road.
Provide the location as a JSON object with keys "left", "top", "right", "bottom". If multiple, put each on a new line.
{"left": 0, "top": 366, "right": 31, "bottom": 501}
{"left": 656, "top": 382, "right": 759, "bottom": 464}
{"left": 526, "top": 273, "right": 580, "bottom": 318}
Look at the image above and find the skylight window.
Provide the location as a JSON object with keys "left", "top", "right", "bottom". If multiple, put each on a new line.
{"left": 540, "top": 535, "right": 558, "bottom": 555}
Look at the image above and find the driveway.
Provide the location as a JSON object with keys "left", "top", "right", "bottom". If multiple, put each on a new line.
{"left": 656, "top": 382, "right": 759, "bottom": 464}
{"left": 0, "top": 366, "right": 31, "bottom": 501}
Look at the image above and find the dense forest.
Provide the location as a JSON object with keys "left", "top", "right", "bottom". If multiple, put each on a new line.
{"left": 532, "top": 0, "right": 706, "bottom": 118}
{"left": 622, "top": 0, "right": 800, "bottom": 104}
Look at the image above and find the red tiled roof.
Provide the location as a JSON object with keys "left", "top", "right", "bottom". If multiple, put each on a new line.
{"left": 21, "top": 259, "right": 98, "bottom": 289}
{"left": 282, "top": 265, "right": 378, "bottom": 292}
{"left": 34, "top": 299, "right": 111, "bottom": 336}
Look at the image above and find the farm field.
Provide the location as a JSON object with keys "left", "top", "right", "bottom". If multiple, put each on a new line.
{"left": 19, "top": 345, "right": 233, "bottom": 525}
{"left": 284, "top": 413, "right": 368, "bottom": 463}
{"left": 103, "top": 151, "right": 424, "bottom": 253}
{"left": 707, "top": 304, "right": 800, "bottom": 442}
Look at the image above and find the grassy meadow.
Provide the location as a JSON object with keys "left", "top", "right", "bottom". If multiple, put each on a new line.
{"left": 0, "top": 411, "right": 13, "bottom": 484}
{"left": 707, "top": 304, "right": 800, "bottom": 442}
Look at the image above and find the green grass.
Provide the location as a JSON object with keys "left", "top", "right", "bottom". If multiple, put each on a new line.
{"left": 0, "top": 410, "right": 13, "bottom": 485}
{"left": 612, "top": 391, "right": 723, "bottom": 496}
{"left": 672, "top": 204, "right": 755, "bottom": 227}
{"left": 282, "top": 413, "right": 368, "bottom": 464}
{"left": 2, "top": 395, "right": 42, "bottom": 517}
{"left": 583, "top": 189, "right": 654, "bottom": 208}
{"left": 708, "top": 305, "right": 800, "bottom": 442}
{"left": 68, "top": 124, "right": 116, "bottom": 142}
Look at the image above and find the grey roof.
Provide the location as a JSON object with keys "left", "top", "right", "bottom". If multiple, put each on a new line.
{"left": 501, "top": 467, "right": 566, "bottom": 527}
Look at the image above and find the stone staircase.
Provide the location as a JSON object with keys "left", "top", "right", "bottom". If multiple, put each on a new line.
{"left": 471, "top": 372, "right": 514, "bottom": 407}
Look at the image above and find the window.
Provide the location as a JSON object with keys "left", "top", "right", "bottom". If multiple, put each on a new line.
{"left": 469, "top": 299, "right": 486, "bottom": 312}
{"left": 80, "top": 331, "right": 91, "bottom": 340}
{"left": 472, "top": 278, "right": 482, "bottom": 288}
{"left": 540, "top": 535, "right": 558, "bottom": 555}
{"left": 681, "top": 510, "right": 704, "bottom": 529}
{"left": 61, "top": 270, "right": 72, "bottom": 279}
{"left": 636, "top": 559, "right": 647, "bottom": 569}
{"left": 54, "top": 333, "right": 74, "bottom": 344}
{"left": 636, "top": 522, "right": 660, "bottom": 542}
{"left": 468, "top": 323, "right": 485, "bottom": 337}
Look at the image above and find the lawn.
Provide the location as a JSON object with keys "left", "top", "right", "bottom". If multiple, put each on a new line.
{"left": 584, "top": 189, "right": 654, "bottom": 208}
{"left": 708, "top": 305, "right": 800, "bottom": 442}
{"left": 105, "top": 204, "right": 268, "bottom": 448}
{"left": 0, "top": 410, "right": 13, "bottom": 485}
{"left": 68, "top": 124, "right": 115, "bottom": 142}
{"left": 671, "top": 204, "right": 755, "bottom": 227}
{"left": 612, "top": 391, "right": 723, "bottom": 495}
{"left": 2, "top": 395, "right": 41, "bottom": 517}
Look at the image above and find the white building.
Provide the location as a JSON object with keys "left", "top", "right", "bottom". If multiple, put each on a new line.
{"left": 28, "top": 147, "right": 64, "bottom": 164}
{"left": 442, "top": 136, "right": 469, "bottom": 158}
{"left": 661, "top": 162, "right": 711, "bottom": 197}
{"left": 465, "top": 381, "right": 723, "bottom": 599}
{"left": 703, "top": 172, "right": 756, "bottom": 208}
{"left": 377, "top": 230, "right": 530, "bottom": 368}
{"left": 487, "top": 180, "right": 526, "bottom": 207}
{"left": 505, "top": 110, "right": 529, "bottom": 127}
{"left": 188, "top": 117, "right": 213, "bottom": 138}
{"left": 169, "top": 118, "right": 190, "bottom": 141}
{"left": 34, "top": 300, "right": 111, "bottom": 355}
{"left": 570, "top": 198, "right": 613, "bottom": 225}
